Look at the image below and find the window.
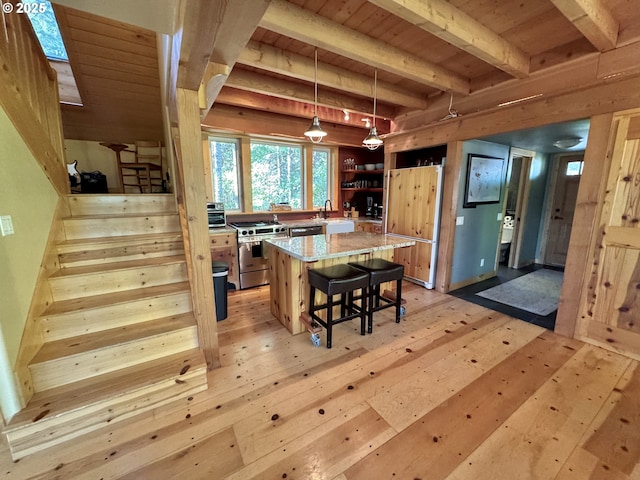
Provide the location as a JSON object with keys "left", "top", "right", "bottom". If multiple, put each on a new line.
{"left": 209, "top": 138, "right": 241, "bottom": 210}
{"left": 312, "top": 147, "right": 331, "bottom": 208}
{"left": 250, "top": 142, "right": 303, "bottom": 210}
{"left": 25, "top": 1, "right": 82, "bottom": 105}
{"left": 25, "top": 1, "right": 68, "bottom": 60}
{"left": 566, "top": 160, "right": 584, "bottom": 176}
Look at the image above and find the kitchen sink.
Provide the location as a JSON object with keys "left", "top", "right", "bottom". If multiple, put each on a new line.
{"left": 322, "top": 219, "right": 355, "bottom": 234}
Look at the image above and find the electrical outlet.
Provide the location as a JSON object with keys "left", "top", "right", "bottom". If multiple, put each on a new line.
{"left": 497, "top": 213, "right": 503, "bottom": 221}
{"left": 0, "top": 215, "right": 14, "bottom": 236}
{"left": 456, "top": 216, "right": 464, "bottom": 226}
{"left": 480, "top": 258, "right": 485, "bottom": 267}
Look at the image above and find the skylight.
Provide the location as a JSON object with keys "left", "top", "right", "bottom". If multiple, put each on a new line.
{"left": 23, "top": 1, "right": 82, "bottom": 105}
{"left": 24, "top": 1, "right": 68, "bottom": 61}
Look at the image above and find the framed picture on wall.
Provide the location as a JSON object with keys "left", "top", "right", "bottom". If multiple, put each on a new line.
{"left": 463, "top": 154, "right": 506, "bottom": 208}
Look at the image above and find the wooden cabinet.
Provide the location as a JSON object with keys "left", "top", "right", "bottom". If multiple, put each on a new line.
{"left": 209, "top": 232, "right": 239, "bottom": 289}
{"left": 355, "top": 221, "right": 383, "bottom": 233}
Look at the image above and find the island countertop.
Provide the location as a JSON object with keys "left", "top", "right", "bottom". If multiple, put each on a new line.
{"left": 265, "top": 232, "right": 415, "bottom": 262}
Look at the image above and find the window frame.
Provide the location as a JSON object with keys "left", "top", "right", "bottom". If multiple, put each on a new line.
{"left": 203, "top": 131, "right": 336, "bottom": 213}
{"left": 206, "top": 135, "right": 243, "bottom": 212}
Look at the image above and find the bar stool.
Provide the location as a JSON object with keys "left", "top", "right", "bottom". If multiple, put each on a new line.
{"left": 348, "top": 258, "right": 404, "bottom": 333}
{"left": 307, "top": 264, "right": 370, "bottom": 348}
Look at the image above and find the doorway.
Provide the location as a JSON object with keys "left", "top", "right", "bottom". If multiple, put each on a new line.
{"left": 500, "top": 149, "right": 534, "bottom": 269}
{"left": 542, "top": 153, "right": 583, "bottom": 267}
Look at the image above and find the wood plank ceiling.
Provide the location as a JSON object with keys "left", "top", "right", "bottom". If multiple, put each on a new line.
{"left": 53, "top": 0, "right": 640, "bottom": 146}
{"left": 54, "top": 5, "right": 164, "bottom": 144}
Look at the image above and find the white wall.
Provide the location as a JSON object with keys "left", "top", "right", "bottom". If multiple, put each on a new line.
{"left": 64, "top": 140, "right": 135, "bottom": 193}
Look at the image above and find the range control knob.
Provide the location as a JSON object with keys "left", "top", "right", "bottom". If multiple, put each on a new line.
{"left": 241, "top": 230, "right": 248, "bottom": 236}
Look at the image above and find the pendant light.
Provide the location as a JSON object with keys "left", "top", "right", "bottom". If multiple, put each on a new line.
{"left": 362, "top": 69, "right": 383, "bottom": 151}
{"left": 304, "top": 48, "right": 327, "bottom": 143}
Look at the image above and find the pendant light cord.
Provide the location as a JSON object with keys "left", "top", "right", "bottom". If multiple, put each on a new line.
{"left": 372, "top": 69, "right": 377, "bottom": 127}
{"left": 314, "top": 48, "right": 318, "bottom": 116}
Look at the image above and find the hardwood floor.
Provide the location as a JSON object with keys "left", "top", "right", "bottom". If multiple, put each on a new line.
{"left": 2, "top": 282, "right": 639, "bottom": 479}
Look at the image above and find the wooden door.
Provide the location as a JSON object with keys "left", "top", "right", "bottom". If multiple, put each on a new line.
{"left": 576, "top": 112, "right": 640, "bottom": 359}
{"left": 544, "top": 154, "right": 583, "bottom": 266}
{"left": 386, "top": 166, "right": 441, "bottom": 287}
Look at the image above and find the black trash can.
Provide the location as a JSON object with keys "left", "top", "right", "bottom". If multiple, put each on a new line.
{"left": 212, "top": 261, "right": 229, "bottom": 321}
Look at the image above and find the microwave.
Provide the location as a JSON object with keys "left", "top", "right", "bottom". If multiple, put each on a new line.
{"left": 207, "top": 202, "right": 226, "bottom": 228}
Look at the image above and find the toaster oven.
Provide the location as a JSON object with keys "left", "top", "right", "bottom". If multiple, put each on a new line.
{"left": 207, "top": 202, "right": 226, "bottom": 228}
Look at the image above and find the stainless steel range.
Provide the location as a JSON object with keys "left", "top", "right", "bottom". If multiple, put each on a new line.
{"left": 230, "top": 221, "right": 287, "bottom": 289}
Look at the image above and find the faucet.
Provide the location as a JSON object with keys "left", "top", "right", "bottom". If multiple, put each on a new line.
{"left": 323, "top": 199, "right": 332, "bottom": 219}
{"left": 273, "top": 213, "right": 278, "bottom": 223}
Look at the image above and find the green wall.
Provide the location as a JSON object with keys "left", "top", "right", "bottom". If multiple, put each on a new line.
{"left": 450, "top": 140, "right": 511, "bottom": 285}
{"left": 0, "top": 106, "right": 58, "bottom": 418}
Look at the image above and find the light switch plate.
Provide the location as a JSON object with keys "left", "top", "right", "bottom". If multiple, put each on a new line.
{"left": 497, "top": 213, "right": 503, "bottom": 221}
{"left": 0, "top": 215, "right": 14, "bottom": 236}
{"left": 456, "top": 216, "right": 464, "bottom": 226}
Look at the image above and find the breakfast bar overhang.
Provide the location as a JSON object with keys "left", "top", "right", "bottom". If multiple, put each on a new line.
{"left": 265, "top": 232, "right": 415, "bottom": 335}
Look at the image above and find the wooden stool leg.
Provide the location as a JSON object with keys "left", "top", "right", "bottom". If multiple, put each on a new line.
{"left": 309, "top": 286, "right": 316, "bottom": 316}
{"left": 326, "top": 293, "right": 334, "bottom": 348}
{"left": 395, "top": 278, "right": 402, "bottom": 323}
{"left": 360, "top": 287, "right": 367, "bottom": 335}
{"left": 367, "top": 285, "right": 375, "bottom": 333}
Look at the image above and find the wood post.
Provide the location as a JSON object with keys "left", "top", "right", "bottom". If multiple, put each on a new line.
{"left": 176, "top": 88, "right": 219, "bottom": 369}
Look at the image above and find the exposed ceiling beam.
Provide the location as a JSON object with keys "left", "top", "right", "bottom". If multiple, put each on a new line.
{"left": 173, "top": 0, "right": 270, "bottom": 91}
{"left": 238, "top": 41, "right": 429, "bottom": 109}
{"left": 369, "top": 0, "right": 530, "bottom": 79}
{"left": 225, "top": 69, "right": 398, "bottom": 119}
{"left": 259, "top": 0, "right": 470, "bottom": 94}
{"left": 549, "top": 0, "right": 618, "bottom": 51}
{"left": 199, "top": 62, "right": 230, "bottom": 118}
{"left": 216, "top": 88, "right": 390, "bottom": 133}
{"left": 204, "top": 103, "right": 370, "bottom": 147}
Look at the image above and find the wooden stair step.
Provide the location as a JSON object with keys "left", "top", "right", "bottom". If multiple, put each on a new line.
{"left": 63, "top": 212, "right": 180, "bottom": 239}
{"left": 56, "top": 232, "right": 184, "bottom": 253}
{"left": 57, "top": 232, "right": 185, "bottom": 268}
{"left": 48, "top": 255, "right": 188, "bottom": 301}
{"left": 66, "top": 194, "right": 176, "bottom": 216}
{"left": 40, "top": 282, "right": 192, "bottom": 341}
{"left": 30, "top": 313, "right": 199, "bottom": 391}
{"left": 5, "top": 348, "right": 207, "bottom": 460}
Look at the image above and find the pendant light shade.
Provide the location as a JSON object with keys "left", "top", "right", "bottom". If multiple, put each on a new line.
{"left": 304, "top": 48, "right": 327, "bottom": 143}
{"left": 363, "top": 69, "right": 382, "bottom": 151}
{"left": 304, "top": 116, "right": 327, "bottom": 143}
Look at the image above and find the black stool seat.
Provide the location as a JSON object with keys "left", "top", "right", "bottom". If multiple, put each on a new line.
{"left": 308, "top": 264, "right": 370, "bottom": 348}
{"left": 349, "top": 258, "right": 404, "bottom": 332}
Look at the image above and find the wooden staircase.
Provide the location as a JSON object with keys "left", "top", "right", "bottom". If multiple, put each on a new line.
{"left": 3, "top": 194, "right": 208, "bottom": 459}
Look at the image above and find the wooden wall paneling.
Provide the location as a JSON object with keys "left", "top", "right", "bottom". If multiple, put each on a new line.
{"left": 0, "top": 8, "right": 68, "bottom": 196}
{"left": 176, "top": 88, "right": 219, "bottom": 370}
{"left": 554, "top": 114, "right": 614, "bottom": 338}
{"left": 435, "top": 141, "right": 462, "bottom": 293}
{"left": 573, "top": 109, "right": 640, "bottom": 360}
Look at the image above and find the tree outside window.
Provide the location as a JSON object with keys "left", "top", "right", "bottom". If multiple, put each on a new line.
{"left": 209, "top": 138, "right": 241, "bottom": 210}
{"left": 312, "top": 147, "right": 330, "bottom": 208}
{"left": 251, "top": 142, "right": 303, "bottom": 210}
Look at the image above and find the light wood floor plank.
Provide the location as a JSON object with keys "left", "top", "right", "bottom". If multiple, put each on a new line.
{"left": 344, "top": 331, "right": 583, "bottom": 479}
{"left": 2, "top": 282, "right": 639, "bottom": 479}
{"left": 445, "top": 344, "right": 632, "bottom": 480}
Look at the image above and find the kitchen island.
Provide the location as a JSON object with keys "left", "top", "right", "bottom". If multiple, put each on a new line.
{"left": 265, "top": 232, "right": 415, "bottom": 335}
